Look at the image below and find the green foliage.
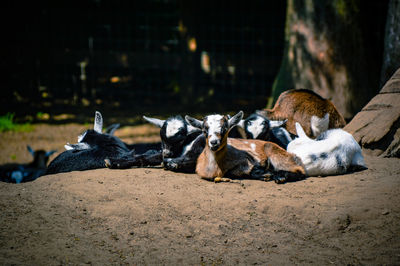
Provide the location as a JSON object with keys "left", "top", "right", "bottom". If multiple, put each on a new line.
{"left": 333, "top": 0, "right": 359, "bottom": 24}
{"left": 0, "top": 113, "right": 34, "bottom": 132}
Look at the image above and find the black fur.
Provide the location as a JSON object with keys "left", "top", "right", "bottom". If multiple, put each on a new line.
{"left": 335, "top": 154, "right": 346, "bottom": 173}
{"left": 163, "top": 134, "right": 206, "bottom": 173}
{"left": 232, "top": 113, "right": 292, "bottom": 149}
{"left": 46, "top": 130, "right": 131, "bottom": 175}
{"left": 105, "top": 149, "right": 163, "bottom": 169}
{"left": 106, "top": 115, "right": 204, "bottom": 173}
{"left": 320, "top": 152, "right": 328, "bottom": 159}
{"left": 309, "top": 154, "right": 318, "bottom": 162}
{"left": 269, "top": 128, "right": 294, "bottom": 149}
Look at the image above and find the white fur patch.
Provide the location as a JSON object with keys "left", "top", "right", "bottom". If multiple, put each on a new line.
{"left": 250, "top": 143, "right": 256, "bottom": 151}
{"left": 166, "top": 119, "right": 185, "bottom": 138}
{"left": 247, "top": 116, "right": 265, "bottom": 139}
{"left": 287, "top": 127, "right": 365, "bottom": 176}
{"left": 207, "top": 149, "right": 218, "bottom": 172}
{"left": 207, "top": 115, "right": 224, "bottom": 145}
{"left": 64, "top": 142, "right": 90, "bottom": 151}
{"left": 311, "top": 113, "right": 329, "bottom": 137}
{"left": 78, "top": 131, "right": 87, "bottom": 143}
{"left": 182, "top": 138, "right": 196, "bottom": 156}
{"left": 64, "top": 144, "right": 74, "bottom": 150}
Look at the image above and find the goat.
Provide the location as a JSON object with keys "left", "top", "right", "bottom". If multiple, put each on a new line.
{"left": 257, "top": 89, "right": 346, "bottom": 137}
{"left": 185, "top": 111, "right": 306, "bottom": 183}
{"left": 0, "top": 146, "right": 56, "bottom": 183}
{"left": 105, "top": 115, "right": 204, "bottom": 173}
{"left": 46, "top": 111, "right": 134, "bottom": 175}
{"left": 235, "top": 113, "right": 293, "bottom": 149}
{"left": 104, "top": 122, "right": 162, "bottom": 154}
{"left": 287, "top": 122, "right": 366, "bottom": 176}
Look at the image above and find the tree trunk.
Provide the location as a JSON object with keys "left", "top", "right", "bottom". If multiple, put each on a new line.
{"left": 380, "top": 0, "right": 400, "bottom": 86}
{"left": 270, "top": 0, "right": 374, "bottom": 120}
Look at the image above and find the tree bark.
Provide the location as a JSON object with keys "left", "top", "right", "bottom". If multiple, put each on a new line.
{"left": 380, "top": 0, "right": 400, "bottom": 86}
{"left": 270, "top": 0, "right": 374, "bottom": 120}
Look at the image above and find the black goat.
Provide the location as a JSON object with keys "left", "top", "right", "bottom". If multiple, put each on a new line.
{"left": 0, "top": 146, "right": 56, "bottom": 183}
{"left": 46, "top": 111, "right": 134, "bottom": 175}
{"left": 105, "top": 115, "right": 205, "bottom": 173}
{"left": 229, "top": 113, "right": 293, "bottom": 149}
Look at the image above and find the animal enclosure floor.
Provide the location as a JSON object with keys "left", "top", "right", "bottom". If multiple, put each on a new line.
{"left": 0, "top": 124, "right": 400, "bottom": 265}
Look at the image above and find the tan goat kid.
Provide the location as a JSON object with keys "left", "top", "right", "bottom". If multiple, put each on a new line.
{"left": 257, "top": 89, "right": 346, "bottom": 138}
{"left": 185, "top": 111, "right": 306, "bottom": 183}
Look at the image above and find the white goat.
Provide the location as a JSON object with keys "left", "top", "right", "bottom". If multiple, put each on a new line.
{"left": 287, "top": 122, "right": 366, "bottom": 176}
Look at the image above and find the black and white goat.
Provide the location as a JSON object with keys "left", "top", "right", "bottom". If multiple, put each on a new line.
{"left": 234, "top": 113, "right": 293, "bottom": 149}
{"left": 287, "top": 121, "right": 366, "bottom": 176}
{"left": 0, "top": 146, "right": 56, "bottom": 183}
{"left": 105, "top": 115, "right": 205, "bottom": 173}
{"left": 46, "top": 111, "right": 135, "bottom": 175}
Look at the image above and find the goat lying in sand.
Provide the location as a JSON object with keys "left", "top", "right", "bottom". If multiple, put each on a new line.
{"left": 105, "top": 115, "right": 205, "bottom": 173}
{"left": 287, "top": 121, "right": 366, "bottom": 176}
{"left": 0, "top": 146, "right": 56, "bottom": 183}
{"left": 46, "top": 111, "right": 135, "bottom": 174}
{"left": 186, "top": 111, "right": 306, "bottom": 183}
{"left": 257, "top": 89, "right": 346, "bottom": 138}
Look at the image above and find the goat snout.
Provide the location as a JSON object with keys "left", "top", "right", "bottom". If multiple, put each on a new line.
{"left": 209, "top": 139, "right": 220, "bottom": 151}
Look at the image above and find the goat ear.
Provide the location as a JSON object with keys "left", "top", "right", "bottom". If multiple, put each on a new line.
{"left": 105, "top": 123, "right": 120, "bottom": 135}
{"left": 64, "top": 143, "right": 74, "bottom": 150}
{"left": 185, "top": 115, "right": 203, "bottom": 129}
{"left": 311, "top": 113, "right": 330, "bottom": 137}
{"left": 256, "top": 110, "right": 268, "bottom": 118}
{"left": 45, "top": 150, "right": 57, "bottom": 157}
{"left": 321, "top": 113, "right": 330, "bottom": 127}
{"left": 295, "top": 122, "right": 308, "bottom": 138}
{"left": 237, "top": 119, "right": 245, "bottom": 129}
{"left": 94, "top": 111, "right": 103, "bottom": 133}
{"left": 27, "top": 145, "right": 35, "bottom": 156}
{"left": 143, "top": 116, "right": 165, "bottom": 128}
{"left": 270, "top": 119, "right": 287, "bottom": 128}
{"left": 187, "top": 124, "right": 202, "bottom": 134}
{"left": 228, "top": 111, "right": 244, "bottom": 128}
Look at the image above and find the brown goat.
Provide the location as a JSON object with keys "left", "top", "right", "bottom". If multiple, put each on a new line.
{"left": 185, "top": 111, "right": 306, "bottom": 183}
{"left": 257, "top": 89, "right": 346, "bottom": 137}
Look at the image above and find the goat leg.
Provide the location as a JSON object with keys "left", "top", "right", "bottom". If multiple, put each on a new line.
{"left": 105, "top": 150, "right": 162, "bottom": 169}
{"left": 163, "top": 156, "right": 197, "bottom": 173}
{"left": 249, "top": 166, "right": 273, "bottom": 181}
{"left": 272, "top": 170, "right": 306, "bottom": 184}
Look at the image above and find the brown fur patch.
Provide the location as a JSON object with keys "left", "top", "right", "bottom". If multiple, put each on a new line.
{"left": 259, "top": 89, "right": 346, "bottom": 137}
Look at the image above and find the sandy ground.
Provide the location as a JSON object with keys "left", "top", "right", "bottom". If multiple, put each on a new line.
{"left": 0, "top": 124, "right": 400, "bottom": 265}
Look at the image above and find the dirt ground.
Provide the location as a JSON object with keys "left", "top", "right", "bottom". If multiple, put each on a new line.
{"left": 1, "top": 123, "right": 400, "bottom": 265}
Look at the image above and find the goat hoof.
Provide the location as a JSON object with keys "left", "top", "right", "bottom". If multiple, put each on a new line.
{"left": 274, "top": 176, "right": 287, "bottom": 184}
{"left": 104, "top": 159, "right": 111, "bottom": 168}
{"left": 164, "top": 159, "right": 178, "bottom": 170}
{"left": 214, "top": 177, "right": 231, "bottom": 183}
{"left": 262, "top": 173, "right": 272, "bottom": 181}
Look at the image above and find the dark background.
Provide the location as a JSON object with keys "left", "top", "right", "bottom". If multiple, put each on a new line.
{"left": 1, "top": 0, "right": 388, "bottom": 124}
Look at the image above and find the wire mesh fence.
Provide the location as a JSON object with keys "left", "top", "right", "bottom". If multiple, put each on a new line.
{"left": 4, "top": 0, "right": 286, "bottom": 121}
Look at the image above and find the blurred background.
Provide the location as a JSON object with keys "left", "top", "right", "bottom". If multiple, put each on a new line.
{"left": 1, "top": 0, "right": 396, "bottom": 126}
